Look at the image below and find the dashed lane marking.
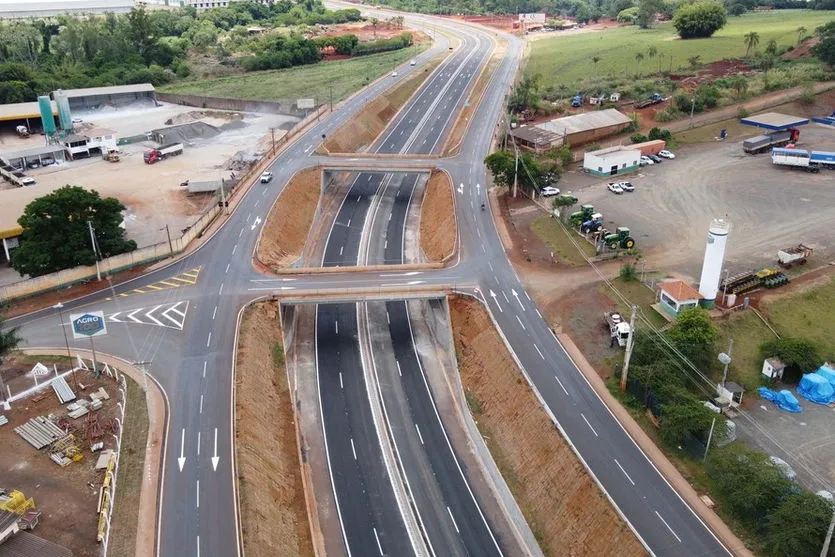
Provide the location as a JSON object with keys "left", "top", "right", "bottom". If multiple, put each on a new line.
{"left": 105, "top": 267, "right": 201, "bottom": 299}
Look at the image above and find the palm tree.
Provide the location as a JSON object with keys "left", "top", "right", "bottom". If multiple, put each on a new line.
{"left": 647, "top": 45, "right": 657, "bottom": 72}
{"left": 730, "top": 74, "right": 748, "bottom": 102}
{"left": 796, "top": 26, "right": 807, "bottom": 46}
{"left": 0, "top": 317, "right": 22, "bottom": 406}
{"left": 592, "top": 55, "right": 601, "bottom": 75}
{"left": 635, "top": 52, "right": 644, "bottom": 76}
{"left": 370, "top": 17, "right": 379, "bottom": 39}
{"left": 744, "top": 31, "right": 760, "bottom": 57}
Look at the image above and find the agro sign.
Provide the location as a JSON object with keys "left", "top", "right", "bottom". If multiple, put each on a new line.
{"left": 70, "top": 311, "right": 108, "bottom": 340}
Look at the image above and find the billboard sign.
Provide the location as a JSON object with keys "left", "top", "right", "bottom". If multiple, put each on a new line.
{"left": 519, "top": 12, "right": 546, "bottom": 24}
{"left": 297, "top": 98, "right": 315, "bottom": 109}
{"left": 70, "top": 311, "right": 108, "bottom": 340}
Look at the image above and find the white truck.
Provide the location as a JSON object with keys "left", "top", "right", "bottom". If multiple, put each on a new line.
{"left": 777, "top": 244, "right": 813, "bottom": 268}
{"left": 604, "top": 312, "right": 632, "bottom": 348}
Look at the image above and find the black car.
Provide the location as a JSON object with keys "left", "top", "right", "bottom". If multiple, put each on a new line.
{"left": 648, "top": 154, "right": 663, "bottom": 163}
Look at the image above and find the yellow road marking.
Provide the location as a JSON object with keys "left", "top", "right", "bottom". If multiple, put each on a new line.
{"left": 103, "top": 266, "right": 202, "bottom": 299}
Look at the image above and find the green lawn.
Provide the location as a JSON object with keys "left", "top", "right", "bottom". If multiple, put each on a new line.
{"left": 716, "top": 311, "right": 777, "bottom": 390}
{"left": 530, "top": 214, "right": 596, "bottom": 266}
{"left": 526, "top": 10, "right": 835, "bottom": 91}
{"left": 160, "top": 44, "right": 428, "bottom": 103}
{"left": 603, "top": 276, "right": 670, "bottom": 329}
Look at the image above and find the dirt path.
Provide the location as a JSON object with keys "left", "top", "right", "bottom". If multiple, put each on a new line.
{"left": 234, "top": 303, "right": 313, "bottom": 557}
{"left": 449, "top": 295, "right": 646, "bottom": 556}
{"left": 419, "top": 170, "right": 456, "bottom": 262}
{"left": 256, "top": 168, "right": 322, "bottom": 271}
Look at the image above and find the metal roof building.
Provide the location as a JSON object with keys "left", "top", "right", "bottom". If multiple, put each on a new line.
{"left": 0, "top": 531, "right": 73, "bottom": 557}
{"left": 740, "top": 112, "right": 810, "bottom": 130}
{"left": 1, "top": 145, "right": 68, "bottom": 170}
{"left": 53, "top": 84, "right": 157, "bottom": 110}
{"left": 0, "top": 101, "right": 58, "bottom": 123}
{"left": 536, "top": 109, "right": 632, "bottom": 146}
{"left": 508, "top": 125, "right": 563, "bottom": 152}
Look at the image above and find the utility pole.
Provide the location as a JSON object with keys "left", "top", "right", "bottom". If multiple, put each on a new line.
{"left": 690, "top": 96, "right": 697, "bottom": 128}
{"left": 721, "top": 268, "right": 730, "bottom": 306}
{"left": 219, "top": 178, "right": 228, "bottom": 215}
{"left": 821, "top": 505, "right": 835, "bottom": 557}
{"left": 87, "top": 220, "right": 101, "bottom": 281}
{"left": 703, "top": 416, "right": 717, "bottom": 461}
{"left": 161, "top": 224, "right": 173, "bottom": 255}
{"left": 720, "top": 338, "right": 734, "bottom": 389}
{"left": 512, "top": 145, "right": 519, "bottom": 199}
{"left": 270, "top": 128, "right": 276, "bottom": 157}
{"left": 620, "top": 305, "right": 638, "bottom": 391}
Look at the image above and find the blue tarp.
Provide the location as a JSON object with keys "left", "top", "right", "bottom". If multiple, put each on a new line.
{"left": 815, "top": 365, "right": 835, "bottom": 388}
{"left": 758, "top": 387, "right": 803, "bottom": 413}
{"left": 797, "top": 373, "right": 835, "bottom": 405}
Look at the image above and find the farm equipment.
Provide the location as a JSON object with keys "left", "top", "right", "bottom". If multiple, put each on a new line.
{"left": 580, "top": 213, "right": 604, "bottom": 233}
{"left": 722, "top": 268, "right": 790, "bottom": 296}
{"left": 757, "top": 268, "right": 789, "bottom": 289}
{"left": 777, "top": 244, "right": 813, "bottom": 268}
{"left": 635, "top": 93, "right": 663, "bottom": 109}
{"left": 743, "top": 127, "right": 800, "bottom": 154}
{"left": 603, "top": 227, "right": 635, "bottom": 250}
{"left": 570, "top": 204, "right": 595, "bottom": 227}
{"left": 604, "top": 312, "right": 632, "bottom": 348}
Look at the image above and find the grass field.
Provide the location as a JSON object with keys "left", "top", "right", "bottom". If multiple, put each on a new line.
{"left": 160, "top": 44, "right": 427, "bottom": 103}
{"left": 526, "top": 10, "right": 835, "bottom": 91}
{"left": 530, "top": 214, "right": 596, "bottom": 266}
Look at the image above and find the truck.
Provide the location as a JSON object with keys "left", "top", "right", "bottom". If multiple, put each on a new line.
{"left": 143, "top": 143, "right": 183, "bottom": 164}
{"left": 743, "top": 128, "right": 799, "bottom": 154}
{"left": 571, "top": 94, "right": 583, "bottom": 108}
{"left": 635, "top": 93, "right": 663, "bottom": 109}
{"left": 604, "top": 312, "right": 632, "bottom": 348}
{"left": 771, "top": 148, "right": 835, "bottom": 172}
{"left": 777, "top": 244, "right": 813, "bottom": 268}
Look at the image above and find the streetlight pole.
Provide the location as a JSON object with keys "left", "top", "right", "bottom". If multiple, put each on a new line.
{"left": 87, "top": 220, "right": 101, "bottom": 281}
{"left": 160, "top": 225, "right": 173, "bottom": 256}
{"left": 721, "top": 268, "right": 730, "bottom": 306}
{"left": 53, "top": 302, "right": 78, "bottom": 391}
{"left": 690, "top": 95, "right": 697, "bottom": 128}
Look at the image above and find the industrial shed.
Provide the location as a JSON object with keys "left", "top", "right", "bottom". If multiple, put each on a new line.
{"left": 536, "top": 109, "right": 632, "bottom": 147}
{"left": 0, "top": 101, "right": 58, "bottom": 130}
{"left": 1, "top": 145, "right": 67, "bottom": 170}
{"left": 0, "top": 0, "right": 134, "bottom": 18}
{"left": 55, "top": 84, "right": 157, "bottom": 111}
{"left": 508, "top": 125, "right": 563, "bottom": 152}
{"left": 583, "top": 145, "right": 641, "bottom": 177}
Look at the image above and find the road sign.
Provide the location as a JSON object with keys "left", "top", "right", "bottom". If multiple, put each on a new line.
{"left": 70, "top": 311, "right": 108, "bottom": 340}
{"left": 297, "top": 98, "right": 315, "bottom": 109}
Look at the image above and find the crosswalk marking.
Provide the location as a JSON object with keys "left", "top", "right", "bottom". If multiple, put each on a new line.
{"left": 106, "top": 267, "right": 202, "bottom": 300}
{"left": 106, "top": 301, "right": 189, "bottom": 330}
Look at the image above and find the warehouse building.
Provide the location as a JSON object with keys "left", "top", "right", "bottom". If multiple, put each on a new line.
{"left": 0, "top": 101, "right": 58, "bottom": 133}
{"left": 583, "top": 145, "right": 641, "bottom": 177}
{"left": 1, "top": 146, "right": 68, "bottom": 171}
{"left": 536, "top": 109, "right": 632, "bottom": 147}
{"left": 508, "top": 125, "right": 563, "bottom": 152}
{"left": 54, "top": 84, "right": 157, "bottom": 111}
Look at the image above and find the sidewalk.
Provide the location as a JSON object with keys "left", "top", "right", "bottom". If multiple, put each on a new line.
{"left": 556, "top": 335, "right": 755, "bottom": 557}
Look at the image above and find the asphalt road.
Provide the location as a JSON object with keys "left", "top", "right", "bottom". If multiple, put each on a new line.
{"left": 10, "top": 6, "right": 734, "bottom": 557}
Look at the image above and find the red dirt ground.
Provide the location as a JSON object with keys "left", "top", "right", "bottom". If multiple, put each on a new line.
{"left": 784, "top": 37, "right": 820, "bottom": 60}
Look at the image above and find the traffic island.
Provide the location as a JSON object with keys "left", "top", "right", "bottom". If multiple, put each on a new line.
{"left": 419, "top": 170, "right": 457, "bottom": 263}
{"left": 448, "top": 296, "right": 647, "bottom": 556}
{"left": 321, "top": 57, "right": 443, "bottom": 155}
{"left": 234, "top": 302, "right": 314, "bottom": 557}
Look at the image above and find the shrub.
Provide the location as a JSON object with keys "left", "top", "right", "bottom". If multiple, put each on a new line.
{"left": 619, "top": 262, "right": 638, "bottom": 281}
{"left": 631, "top": 133, "right": 648, "bottom": 143}
{"left": 585, "top": 143, "right": 602, "bottom": 151}
{"left": 799, "top": 82, "right": 816, "bottom": 104}
{"left": 672, "top": 2, "right": 727, "bottom": 39}
{"left": 617, "top": 6, "right": 639, "bottom": 23}
{"left": 737, "top": 106, "right": 749, "bottom": 119}
{"left": 648, "top": 127, "right": 672, "bottom": 141}
{"left": 654, "top": 105, "right": 684, "bottom": 122}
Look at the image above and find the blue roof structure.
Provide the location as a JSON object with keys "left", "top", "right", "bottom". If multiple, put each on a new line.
{"left": 740, "top": 112, "right": 810, "bottom": 131}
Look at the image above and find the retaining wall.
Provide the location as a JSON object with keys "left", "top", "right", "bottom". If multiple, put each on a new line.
{"left": 156, "top": 93, "right": 313, "bottom": 118}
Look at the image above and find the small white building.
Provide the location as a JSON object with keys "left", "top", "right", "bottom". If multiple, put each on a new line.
{"left": 583, "top": 145, "right": 641, "bottom": 177}
{"left": 63, "top": 128, "right": 118, "bottom": 159}
{"left": 762, "top": 357, "right": 786, "bottom": 380}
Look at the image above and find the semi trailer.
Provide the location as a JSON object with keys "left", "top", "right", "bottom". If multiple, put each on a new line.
{"left": 144, "top": 143, "right": 184, "bottom": 164}
{"left": 771, "top": 148, "right": 835, "bottom": 172}
{"left": 743, "top": 128, "right": 799, "bottom": 154}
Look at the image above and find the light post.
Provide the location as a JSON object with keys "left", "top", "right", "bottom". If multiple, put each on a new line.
{"left": 160, "top": 225, "right": 173, "bottom": 255}
{"left": 53, "top": 302, "right": 78, "bottom": 391}
{"left": 718, "top": 341, "right": 733, "bottom": 390}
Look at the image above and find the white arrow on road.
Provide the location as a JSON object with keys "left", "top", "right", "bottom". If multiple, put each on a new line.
{"left": 211, "top": 427, "right": 219, "bottom": 471}
{"left": 489, "top": 290, "right": 503, "bottom": 313}
{"left": 178, "top": 428, "right": 186, "bottom": 472}
{"left": 511, "top": 289, "right": 525, "bottom": 311}
{"left": 457, "top": 183, "right": 464, "bottom": 195}
{"left": 476, "top": 183, "right": 481, "bottom": 193}
{"left": 250, "top": 216, "right": 262, "bottom": 231}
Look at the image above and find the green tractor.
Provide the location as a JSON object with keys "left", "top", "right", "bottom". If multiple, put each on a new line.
{"left": 569, "top": 204, "right": 595, "bottom": 228}
{"left": 604, "top": 227, "right": 636, "bottom": 250}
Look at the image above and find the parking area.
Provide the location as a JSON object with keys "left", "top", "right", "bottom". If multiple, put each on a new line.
{"left": 562, "top": 124, "right": 835, "bottom": 278}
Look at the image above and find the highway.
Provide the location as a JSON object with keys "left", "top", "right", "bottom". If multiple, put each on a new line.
{"left": 9, "top": 5, "right": 735, "bottom": 557}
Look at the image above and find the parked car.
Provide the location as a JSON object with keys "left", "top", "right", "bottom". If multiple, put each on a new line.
{"left": 607, "top": 182, "right": 624, "bottom": 194}
{"left": 541, "top": 186, "right": 560, "bottom": 197}
{"left": 658, "top": 149, "right": 676, "bottom": 159}
{"left": 391, "top": 71, "right": 398, "bottom": 77}
{"left": 648, "top": 154, "right": 663, "bottom": 163}
{"left": 618, "top": 181, "right": 635, "bottom": 192}
{"left": 260, "top": 171, "right": 273, "bottom": 183}
{"left": 640, "top": 156, "right": 654, "bottom": 166}
{"left": 20, "top": 177, "right": 36, "bottom": 186}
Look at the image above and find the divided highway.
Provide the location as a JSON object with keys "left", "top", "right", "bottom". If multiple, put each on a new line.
{"left": 9, "top": 6, "right": 735, "bottom": 557}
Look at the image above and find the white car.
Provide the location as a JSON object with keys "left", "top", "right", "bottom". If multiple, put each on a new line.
{"left": 20, "top": 177, "right": 36, "bottom": 186}
{"left": 617, "top": 181, "right": 634, "bottom": 192}
{"left": 541, "top": 186, "right": 560, "bottom": 197}
{"left": 392, "top": 71, "right": 398, "bottom": 77}
{"left": 658, "top": 150, "right": 676, "bottom": 159}
{"left": 260, "top": 171, "right": 273, "bottom": 183}
{"left": 640, "top": 155, "right": 654, "bottom": 166}
{"left": 607, "top": 182, "right": 624, "bottom": 194}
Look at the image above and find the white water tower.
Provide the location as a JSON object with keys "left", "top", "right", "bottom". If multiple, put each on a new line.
{"left": 698, "top": 218, "right": 730, "bottom": 308}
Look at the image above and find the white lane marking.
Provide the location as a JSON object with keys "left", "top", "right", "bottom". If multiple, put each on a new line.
{"left": 202, "top": 361, "right": 207, "bottom": 378}
{"left": 232, "top": 244, "right": 238, "bottom": 255}
{"left": 339, "top": 246, "right": 344, "bottom": 256}
{"left": 246, "top": 213, "right": 251, "bottom": 221}
{"left": 386, "top": 311, "right": 390, "bottom": 324}
{"left": 502, "top": 291, "right": 509, "bottom": 303}
{"left": 534, "top": 344, "right": 544, "bottom": 360}
{"left": 525, "top": 291, "right": 531, "bottom": 300}
{"left": 339, "top": 372, "right": 344, "bottom": 389}
{"left": 581, "top": 413, "right": 599, "bottom": 437}
{"left": 347, "top": 218, "right": 352, "bottom": 227}
{"left": 178, "top": 428, "right": 186, "bottom": 471}
{"left": 489, "top": 290, "right": 503, "bottom": 313}
{"left": 481, "top": 244, "right": 486, "bottom": 253}
{"left": 655, "top": 511, "right": 682, "bottom": 543}
{"left": 254, "top": 200, "right": 261, "bottom": 209}
{"left": 614, "top": 458, "right": 636, "bottom": 486}
{"left": 384, "top": 239, "right": 388, "bottom": 249}
{"left": 536, "top": 309, "right": 542, "bottom": 319}
{"left": 373, "top": 527, "right": 384, "bottom": 555}
{"left": 220, "top": 284, "right": 226, "bottom": 297}
{"left": 447, "top": 506, "right": 460, "bottom": 534}
{"left": 554, "top": 375, "right": 569, "bottom": 395}
{"left": 515, "top": 315, "right": 526, "bottom": 330}
{"left": 415, "top": 424, "right": 424, "bottom": 445}
{"left": 350, "top": 438, "right": 357, "bottom": 460}
{"left": 239, "top": 228, "right": 244, "bottom": 238}
{"left": 225, "top": 263, "right": 230, "bottom": 274}
{"left": 206, "top": 332, "right": 212, "bottom": 347}
{"left": 196, "top": 479, "right": 200, "bottom": 508}
{"left": 335, "top": 321, "right": 339, "bottom": 335}
{"left": 396, "top": 360, "right": 402, "bottom": 376}
{"left": 199, "top": 394, "right": 204, "bottom": 414}
{"left": 211, "top": 428, "right": 219, "bottom": 471}
{"left": 197, "top": 431, "right": 201, "bottom": 456}
{"left": 488, "top": 262, "right": 494, "bottom": 272}
{"left": 196, "top": 536, "right": 200, "bottom": 557}
{"left": 388, "top": 213, "right": 392, "bottom": 221}
{"left": 212, "top": 306, "right": 217, "bottom": 320}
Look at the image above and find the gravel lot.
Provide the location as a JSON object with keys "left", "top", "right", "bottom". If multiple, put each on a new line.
{"left": 563, "top": 124, "right": 835, "bottom": 279}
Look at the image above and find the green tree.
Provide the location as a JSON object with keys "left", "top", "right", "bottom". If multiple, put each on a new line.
{"left": 667, "top": 307, "right": 718, "bottom": 370}
{"left": 647, "top": 45, "right": 657, "bottom": 70}
{"left": 673, "top": 2, "right": 727, "bottom": 39}
{"left": 744, "top": 31, "right": 760, "bottom": 56}
{"left": 729, "top": 74, "right": 748, "bottom": 101}
{"left": 636, "top": 0, "right": 661, "bottom": 29}
{"left": 509, "top": 73, "right": 541, "bottom": 112}
{"left": 759, "top": 337, "right": 821, "bottom": 383}
{"left": 484, "top": 151, "right": 516, "bottom": 188}
{"left": 0, "top": 316, "right": 22, "bottom": 405}
{"left": 812, "top": 21, "right": 835, "bottom": 65}
{"left": 126, "top": 6, "right": 158, "bottom": 64}
{"left": 635, "top": 51, "right": 644, "bottom": 75}
{"left": 688, "top": 54, "right": 701, "bottom": 68}
{"left": 12, "top": 186, "right": 137, "bottom": 278}
{"left": 552, "top": 194, "right": 578, "bottom": 222}
{"left": 796, "top": 25, "right": 807, "bottom": 46}
{"left": 765, "top": 39, "right": 778, "bottom": 57}
{"left": 763, "top": 492, "right": 833, "bottom": 556}
{"left": 659, "top": 393, "right": 717, "bottom": 447}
